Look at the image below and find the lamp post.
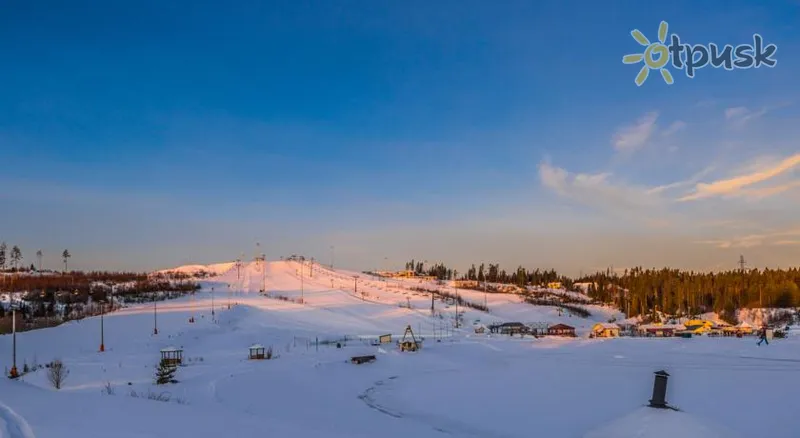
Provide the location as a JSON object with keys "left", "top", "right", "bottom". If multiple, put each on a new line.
{"left": 9, "top": 299, "right": 19, "bottom": 378}
{"left": 99, "top": 301, "right": 105, "bottom": 352}
{"left": 189, "top": 290, "right": 195, "bottom": 323}
{"left": 153, "top": 293, "right": 158, "bottom": 335}
{"left": 300, "top": 259, "right": 304, "bottom": 303}
{"left": 228, "top": 284, "right": 231, "bottom": 310}
{"left": 211, "top": 287, "right": 215, "bottom": 320}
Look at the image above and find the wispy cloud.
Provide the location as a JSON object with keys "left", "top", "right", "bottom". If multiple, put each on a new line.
{"left": 661, "top": 120, "right": 687, "bottom": 137}
{"left": 696, "top": 228, "right": 800, "bottom": 249}
{"left": 611, "top": 112, "right": 659, "bottom": 152}
{"left": 679, "top": 153, "right": 800, "bottom": 201}
{"left": 724, "top": 106, "right": 767, "bottom": 127}
{"left": 538, "top": 162, "right": 661, "bottom": 215}
{"left": 647, "top": 165, "right": 716, "bottom": 195}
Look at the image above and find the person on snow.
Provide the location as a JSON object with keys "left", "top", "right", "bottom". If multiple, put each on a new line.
{"left": 757, "top": 326, "right": 769, "bottom": 346}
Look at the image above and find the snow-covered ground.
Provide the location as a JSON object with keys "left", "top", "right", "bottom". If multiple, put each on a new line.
{"left": 1, "top": 260, "right": 798, "bottom": 437}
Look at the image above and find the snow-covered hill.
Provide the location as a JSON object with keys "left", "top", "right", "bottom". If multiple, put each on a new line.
{"left": 1, "top": 258, "right": 798, "bottom": 437}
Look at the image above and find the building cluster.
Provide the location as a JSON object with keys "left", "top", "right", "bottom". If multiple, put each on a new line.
{"left": 483, "top": 321, "right": 578, "bottom": 337}
{"left": 592, "top": 319, "right": 758, "bottom": 338}
{"left": 376, "top": 270, "right": 437, "bottom": 281}
{"left": 478, "top": 318, "right": 763, "bottom": 340}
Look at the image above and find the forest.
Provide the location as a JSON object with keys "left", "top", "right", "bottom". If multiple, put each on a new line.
{"left": 403, "top": 259, "right": 800, "bottom": 320}
{"left": 578, "top": 267, "right": 800, "bottom": 321}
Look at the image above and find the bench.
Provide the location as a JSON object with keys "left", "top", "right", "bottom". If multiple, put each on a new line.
{"left": 350, "top": 355, "right": 376, "bottom": 364}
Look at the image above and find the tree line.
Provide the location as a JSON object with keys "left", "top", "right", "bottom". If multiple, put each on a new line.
{"left": 578, "top": 266, "right": 800, "bottom": 321}
{"left": 403, "top": 259, "right": 571, "bottom": 287}
{"left": 0, "top": 242, "right": 71, "bottom": 272}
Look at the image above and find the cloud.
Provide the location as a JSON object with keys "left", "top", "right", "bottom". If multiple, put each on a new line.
{"left": 646, "top": 165, "right": 716, "bottom": 195}
{"left": 678, "top": 153, "right": 800, "bottom": 201}
{"left": 696, "top": 228, "right": 800, "bottom": 249}
{"left": 538, "top": 162, "right": 661, "bottom": 215}
{"left": 611, "top": 111, "right": 659, "bottom": 152}
{"left": 661, "top": 120, "right": 687, "bottom": 137}
{"left": 724, "top": 106, "right": 768, "bottom": 127}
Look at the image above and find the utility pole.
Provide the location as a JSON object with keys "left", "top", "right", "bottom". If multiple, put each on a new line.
{"left": 211, "top": 287, "right": 215, "bottom": 320}
{"left": 99, "top": 301, "right": 105, "bottom": 352}
{"left": 484, "top": 273, "right": 488, "bottom": 311}
{"left": 330, "top": 246, "right": 334, "bottom": 270}
{"left": 189, "top": 289, "right": 195, "bottom": 323}
{"left": 153, "top": 293, "right": 158, "bottom": 335}
{"left": 431, "top": 289, "right": 435, "bottom": 316}
{"left": 310, "top": 258, "right": 314, "bottom": 278}
{"left": 262, "top": 253, "right": 266, "bottom": 293}
{"left": 228, "top": 284, "right": 231, "bottom": 310}
{"left": 300, "top": 260, "right": 304, "bottom": 303}
{"left": 454, "top": 280, "right": 459, "bottom": 329}
{"left": 9, "top": 299, "right": 19, "bottom": 378}
{"left": 354, "top": 275, "right": 359, "bottom": 298}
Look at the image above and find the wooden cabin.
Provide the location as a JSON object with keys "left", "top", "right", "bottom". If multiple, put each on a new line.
{"left": 249, "top": 344, "right": 266, "bottom": 360}
{"left": 160, "top": 347, "right": 183, "bottom": 366}
{"left": 496, "top": 322, "right": 528, "bottom": 335}
{"left": 591, "top": 323, "right": 620, "bottom": 338}
{"left": 547, "top": 323, "right": 576, "bottom": 337}
{"left": 637, "top": 324, "right": 684, "bottom": 337}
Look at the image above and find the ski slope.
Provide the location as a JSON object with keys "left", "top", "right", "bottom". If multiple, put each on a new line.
{"left": 1, "top": 260, "right": 798, "bottom": 437}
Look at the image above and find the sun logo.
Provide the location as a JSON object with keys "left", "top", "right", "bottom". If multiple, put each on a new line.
{"left": 623, "top": 21, "right": 675, "bottom": 86}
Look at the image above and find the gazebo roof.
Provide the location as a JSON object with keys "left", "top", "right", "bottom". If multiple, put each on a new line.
{"left": 160, "top": 346, "right": 182, "bottom": 352}
{"left": 250, "top": 343, "right": 265, "bottom": 349}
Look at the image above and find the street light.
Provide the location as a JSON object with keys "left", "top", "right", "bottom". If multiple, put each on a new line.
{"left": 8, "top": 298, "right": 19, "bottom": 378}
{"left": 153, "top": 293, "right": 158, "bottom": 335}
{"left": 99, "top": 300, "right": 106, "bottom": 352}
{"left": 189, "top": 289, "right": 195, "bottom": 323}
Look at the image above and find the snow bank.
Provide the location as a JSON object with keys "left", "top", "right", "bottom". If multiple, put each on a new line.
{"left": 584, "top": 407, "right": 741, "bottom": 438}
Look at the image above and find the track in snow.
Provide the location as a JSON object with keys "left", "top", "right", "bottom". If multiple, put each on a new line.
{"left": 0, "top": 400, "right": 36, "bottom": 438}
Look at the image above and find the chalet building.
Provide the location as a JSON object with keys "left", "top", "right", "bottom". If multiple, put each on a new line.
{"left": 591, "top": 323, "right": 621, "bottom": 338}
{"left": 637, "top": 324, "right": 684, "bottom": 337}
{"left": 489, "top": 322, "right": 528, "bottom": 335}
{"left": 547, "top": 323, "right": 576, "bottom": 337}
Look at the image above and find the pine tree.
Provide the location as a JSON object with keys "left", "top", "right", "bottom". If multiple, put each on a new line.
{"left": 10, "top": 246, "right": 22, "bottom": 270}
{"left": 0, "top": 242, "right": 6, "bottom": 271}
{"left": 62, "top": 249, "right": 71, "bottom": 272}
{"left": 155, "top": 359, "right": 177, "bottom": 385}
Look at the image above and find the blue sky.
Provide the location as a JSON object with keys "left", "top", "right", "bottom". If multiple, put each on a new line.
{"left": 1, "top": 0, "right": 799, "bottom": 275}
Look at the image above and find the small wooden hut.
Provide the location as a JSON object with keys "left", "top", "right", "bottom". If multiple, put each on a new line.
{"left": 249, "top": 344, "right": 266, "bottom": 360}
{"left": 160, "top": 346, "right": 183, "bottom": 366}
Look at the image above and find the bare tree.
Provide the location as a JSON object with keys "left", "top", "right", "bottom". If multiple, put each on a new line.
{"left": 47, "top": 359, "right": 70, "bottom": 389}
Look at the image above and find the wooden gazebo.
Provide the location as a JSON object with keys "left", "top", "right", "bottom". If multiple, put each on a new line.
{"left": 249, "top": 344, "right": 266, "bottom": 360}
{"left": 160, "top": 347, "right": 183, "bottom": 366}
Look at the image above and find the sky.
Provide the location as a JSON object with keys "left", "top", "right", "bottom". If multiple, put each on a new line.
{"left": 1, "top": 0, "right": 799, "bottom": 276}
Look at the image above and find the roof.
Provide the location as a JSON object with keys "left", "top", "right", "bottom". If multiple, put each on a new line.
{"left": 548, "top": 323, "right": 575, "bottom": 330}
{"left": 250, "top": 343, "right": 265, "bottom": 349}
{"left": 500, "top": 322, "right": 526, "bottom": 327}
{"left": 593, "top": 323, "right": 620, "bottom": 330}
{"left": 638, "top": 324, "right": 685, "bottom": 330}
{"left": 160, "top": 346, "right": 181, "bottom": 352}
